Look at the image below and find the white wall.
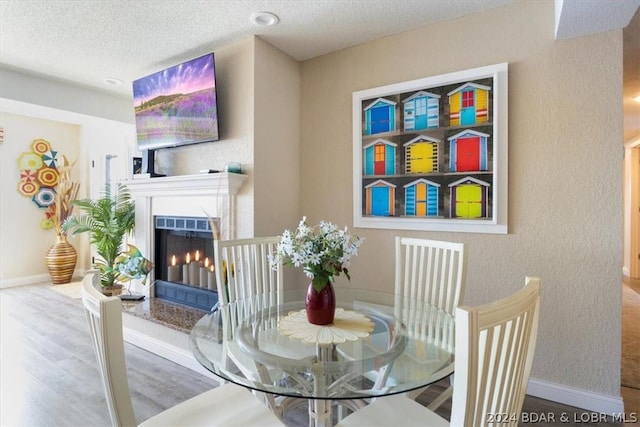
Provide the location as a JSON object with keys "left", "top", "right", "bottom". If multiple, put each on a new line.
{"left": 0, "top": 90, "right": 136, "bottom": 287}
{"left": 0, "top": 67, "right": 134, "bottom": 124}
{"left": 0, "top": 112, "right": 80, "bottom": 283}
{"left": 299, "top": 0, "right": 623, "bottom": 409}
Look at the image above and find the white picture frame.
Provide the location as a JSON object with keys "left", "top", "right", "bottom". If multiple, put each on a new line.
{"left": 352, "top": 62, "right": 508, "bottom": 234}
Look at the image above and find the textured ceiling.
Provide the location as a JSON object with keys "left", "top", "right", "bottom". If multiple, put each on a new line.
{"left": 0, "top": 0, "right": 515, "bottom": 97}
{"left": 0, "top": 0, "right": 638, "bottom": 140}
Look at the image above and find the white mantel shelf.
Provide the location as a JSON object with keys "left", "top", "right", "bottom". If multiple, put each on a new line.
{"left": 122, "top": 172, "right": 247, "bottom": 197}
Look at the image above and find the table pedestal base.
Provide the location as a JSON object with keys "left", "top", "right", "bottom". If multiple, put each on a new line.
{"left": 309, "top": 344, "right": 333, "bottom": 427}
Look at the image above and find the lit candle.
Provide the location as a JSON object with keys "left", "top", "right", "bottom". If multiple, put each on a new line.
{"left": 167, "top": 254, "right": 180, "bottom": 282}
{"left": 199, "top": 257, "right": 210, "bottom": 289}
{"left": 182, "top": 253, "right": 190, "bottom": 284}
{"left": 208, "top": 264, "right": 216, "bottom": 291}
{"left": 189, "top": 252, "right": 200, "bottom": 286}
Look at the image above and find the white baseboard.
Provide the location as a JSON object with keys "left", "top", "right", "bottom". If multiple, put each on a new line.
{"left": 0, "top": 270, "right": 85, "bottom": 289}
{"left": 0, "top": 273, "right": 51, "bottom": 288}
{"left": 527, "top": 378, "right": 624, "bottom": 415}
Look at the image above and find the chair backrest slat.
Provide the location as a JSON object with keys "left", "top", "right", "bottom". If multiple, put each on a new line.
{"left": 394, "top": 237, "right": 466, "bottom": 348}
{"left": 214, "top": 237, "right": 281, "bottom": 297}
{"left": 451, "top": 277, "right": 541, "bottom": 427}
{"left": 214, "top": 236, "right": 282, "bottom": 330}
{"left": 81, "top": 270, "right": 137, "bottom": 427}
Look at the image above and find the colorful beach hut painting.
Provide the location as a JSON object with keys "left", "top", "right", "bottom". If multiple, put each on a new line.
{"left": 402, "top": 91, "right": 440, "bottom": 131}
{"left": 447, "top": 82, "right": 491, "bottom": 127}
{"left": 364, "top": 98, "right": 396, "bottom": 135}
{"left": 448, "top": 176, "right": 490, "bottom": 219}
{"left": 404, "top": 178, "right": 440, "bottom": 217}
{"left": 404, "top": 135, "right": 440, "bottom": 174}
{"left": 353, "top": 63, "right": 508, "bottom": 233}
{"left": 448, "top": 129, "right": 490, "bottom": 172}
{"left": 363, "top": 139, "right": 397, "bottom": 176}
{"left": 364, "top": 179, "right": 396, "bottom": 216}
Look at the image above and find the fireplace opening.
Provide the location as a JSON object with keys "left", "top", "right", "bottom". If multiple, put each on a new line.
{"left": 153, "top": 216, "right": 219, "bottom": 311}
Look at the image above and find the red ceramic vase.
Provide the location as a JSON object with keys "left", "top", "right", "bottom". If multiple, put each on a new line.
{"left": 305, "top": 280, "right": 335, "bottom": 325}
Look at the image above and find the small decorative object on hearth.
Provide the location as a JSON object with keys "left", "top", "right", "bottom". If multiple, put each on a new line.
{"left": 113, "top": 244, "right": 153, "bottom": 299}
{"left": 44, "top": 155, "right": 80, "bottom": 284}
{"left": 271, "top": 217, "right": 364, "bottom": 325}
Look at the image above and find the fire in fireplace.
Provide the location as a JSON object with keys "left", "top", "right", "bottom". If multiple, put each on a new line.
{"left": 153, "top": 216, "right": 219, "bottom": 311}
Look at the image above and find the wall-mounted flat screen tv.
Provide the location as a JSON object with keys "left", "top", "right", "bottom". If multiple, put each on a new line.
{"left": 132, "top": 52, "right": 219, "bottom": 150}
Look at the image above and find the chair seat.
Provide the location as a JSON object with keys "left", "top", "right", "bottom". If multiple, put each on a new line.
{"left": 140, "top": 382, "right": 283, "bottom": 427}
{"left": 335, "top": 394, "right": 449, "bottom": 427}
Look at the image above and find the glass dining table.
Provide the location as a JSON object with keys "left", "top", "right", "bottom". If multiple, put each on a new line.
{"left": 189, "top": 287, "right": 455, "bottom": 427}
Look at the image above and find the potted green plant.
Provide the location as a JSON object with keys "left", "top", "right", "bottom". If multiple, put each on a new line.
{"left": 63, "top": 183, "right": 150, "bottom": 293}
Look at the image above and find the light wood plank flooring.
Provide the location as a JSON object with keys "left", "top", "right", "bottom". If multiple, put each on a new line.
{"left": 0, "top": 284, "right": 635, "bottom": 426}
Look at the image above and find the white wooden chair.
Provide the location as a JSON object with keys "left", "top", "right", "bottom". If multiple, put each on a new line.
{"left": 393, "top": 236, "right": 466, "bottom": 408}
{"left": 213, "top": 236, "right": 282, "bottom": 309}
{"left": 81, "top": 270, "right": 284, "bottom": 427}
{"left": 335, "top": 276, "right": 542, "bottom": 427}
{"left": 213, "top": 237, "right": 314, "bottom": 417}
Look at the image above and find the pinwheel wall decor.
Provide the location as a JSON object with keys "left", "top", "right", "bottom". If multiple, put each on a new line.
{"left": 17, "top": 138, "right": 64, "bottom": 230}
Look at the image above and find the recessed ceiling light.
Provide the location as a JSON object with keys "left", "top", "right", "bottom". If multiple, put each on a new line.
{"left": 104, "top": 77, "right": 123, "bottom": 85}
{"left": 250, "top": 12, "right": 279, "bottom": 27}
{"left": 634, "top": 95, "right": 640, "bottom": 103}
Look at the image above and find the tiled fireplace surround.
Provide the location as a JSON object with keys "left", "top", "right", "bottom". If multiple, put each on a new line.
{"left": 123, "top": 172, "right": 247, "bottom": 300}
{"left": 118, "top": 172, "right": 247, "bottom": 376}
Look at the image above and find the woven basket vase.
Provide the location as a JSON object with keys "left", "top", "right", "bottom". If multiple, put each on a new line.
{"left": 45, "top": 235, "right": 77, "bottom": 284}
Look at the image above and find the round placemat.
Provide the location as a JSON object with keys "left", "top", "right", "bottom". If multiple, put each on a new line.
{"left": 278, "top": 308, "right": 374, "bottom": 344}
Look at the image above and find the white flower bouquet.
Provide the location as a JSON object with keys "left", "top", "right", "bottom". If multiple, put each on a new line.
{"left": 271, "top": 217, "right": 364, "bottom": 291}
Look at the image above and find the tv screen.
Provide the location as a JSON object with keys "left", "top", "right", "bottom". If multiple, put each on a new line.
{"left": 132, "top": 53, "right": 219, "bottom": 150}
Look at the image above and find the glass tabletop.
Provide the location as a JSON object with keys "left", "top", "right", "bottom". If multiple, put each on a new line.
{"left": 189, "top": 287, "right": 455, "bottom": 400}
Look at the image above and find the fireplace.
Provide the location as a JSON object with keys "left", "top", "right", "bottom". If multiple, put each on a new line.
{"left": 153, "top": 215, "right": 218, "bottom": 310}
{"left": 122, "top": 172, "right": 247, "bottom": 305}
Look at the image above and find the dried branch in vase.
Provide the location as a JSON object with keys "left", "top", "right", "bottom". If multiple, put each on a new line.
{"left": 53, "top": 155, "right": 80, "bottom": 236}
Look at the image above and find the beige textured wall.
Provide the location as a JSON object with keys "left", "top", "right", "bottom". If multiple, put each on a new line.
{"left": 156, "top": 37, "right": 256, "bottom": 238}
{"left": 300, "top": 1, "right": 622, "bottom": 396}
{"left": 253, "top": 38, "right": 301, "bottom": 237}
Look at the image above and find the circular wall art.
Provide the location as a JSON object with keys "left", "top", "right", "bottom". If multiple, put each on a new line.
{"left": 17, "top": 138, "right": 65, "bottom": 230}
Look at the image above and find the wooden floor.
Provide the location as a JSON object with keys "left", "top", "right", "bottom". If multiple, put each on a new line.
{"left": 622, "top": 279, "right": 640, "bottom": 425}
{"left": 0, "top": 284, "right": 636, "bottom": 426}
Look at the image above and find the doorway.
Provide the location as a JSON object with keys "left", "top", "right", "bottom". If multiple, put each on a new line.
{"left": 623, "top": 140, "right": 640, "bottom": 281}
{"left": 622, "top": 138, "right": 640, "bottom": 403}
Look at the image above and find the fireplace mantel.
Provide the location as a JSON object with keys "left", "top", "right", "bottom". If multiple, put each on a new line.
{"left": 121, "top": 172, "right": 247, "bottom": 298}
{"left": 123, "top": 172, "right": 247, "bottom": 198}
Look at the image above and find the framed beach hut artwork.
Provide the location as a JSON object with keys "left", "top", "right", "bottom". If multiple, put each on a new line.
{"left": 363, "top": 139, "right": 397, "bottom": 176}
{"left": 404, "top": 135, "right": 441, "bottom": 174}
{"left": 364, "top": 179, "right": 396, "bottom": 217}
{"left": 364, "top": 98, "right": 397, "bottom": 135}
{"left": 352, "top": 63, "right": 508, "bottom": 234}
